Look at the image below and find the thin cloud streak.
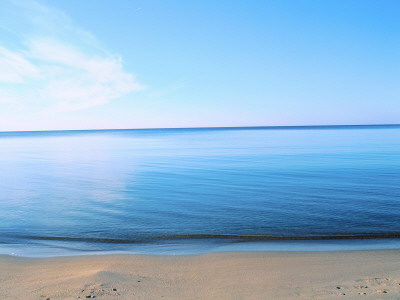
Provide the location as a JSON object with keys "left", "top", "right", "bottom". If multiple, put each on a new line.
{"left": 0, "top": 46, "right": 40, "bottom": 83}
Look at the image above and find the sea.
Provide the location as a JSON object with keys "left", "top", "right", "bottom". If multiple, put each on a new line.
{"left": 0, "top": 125, "right": 400, "bottom": 257}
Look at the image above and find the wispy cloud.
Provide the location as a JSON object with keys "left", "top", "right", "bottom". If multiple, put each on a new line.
{"left": 0, "top": 45, "right": 40, "bottom": 83}
{"left": 0, "top": 0, "right": 143, "bottom": 113}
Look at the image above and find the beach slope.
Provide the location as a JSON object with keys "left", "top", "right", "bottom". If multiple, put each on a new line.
{"left": 1, "top": 250, "right": 400, "bottom": 299}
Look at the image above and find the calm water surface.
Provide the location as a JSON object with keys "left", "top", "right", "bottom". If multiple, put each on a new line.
{"left": 0, "top": 126, "right": 400, "bottom": 256}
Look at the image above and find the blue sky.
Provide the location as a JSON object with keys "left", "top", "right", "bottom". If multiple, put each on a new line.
{"left": 0, "top": 0, "right": 399, "bottom": 131}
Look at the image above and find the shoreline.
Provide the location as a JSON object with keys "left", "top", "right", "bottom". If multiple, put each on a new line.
{"left": 2, "top": 237, "right": 400, "bottom": 258}
{"left": 1, "top": 250, "right": 400, "bottom": 299}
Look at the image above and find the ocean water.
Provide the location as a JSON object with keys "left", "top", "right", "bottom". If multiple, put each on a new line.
{"left": 0, "top": 125, "right": 400, "bottom": 256}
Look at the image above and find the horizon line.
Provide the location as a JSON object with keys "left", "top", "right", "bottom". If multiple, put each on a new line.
{"left": 1, "top": 123, "right": 400, "bottom": 134}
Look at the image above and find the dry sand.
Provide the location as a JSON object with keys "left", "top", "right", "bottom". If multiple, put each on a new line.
{"left": 1, "top": 250, "right": 400, "bottom": 299}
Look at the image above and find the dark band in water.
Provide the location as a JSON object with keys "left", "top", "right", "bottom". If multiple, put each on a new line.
{"left": 6, "top": 233, "right": 400, "bottom": 244}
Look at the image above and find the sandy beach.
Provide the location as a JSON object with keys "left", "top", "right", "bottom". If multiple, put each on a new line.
{"left": 0, "top": 250, "right": 399, "bottom": 299}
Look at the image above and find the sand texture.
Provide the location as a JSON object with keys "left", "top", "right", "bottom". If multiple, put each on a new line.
{"left": 1, "top": 250, "right": 400, "bottom": 299}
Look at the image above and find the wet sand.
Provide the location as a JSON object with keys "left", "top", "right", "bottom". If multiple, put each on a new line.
{"left": 1, "top": 250, "right": 400, "bottom": 299}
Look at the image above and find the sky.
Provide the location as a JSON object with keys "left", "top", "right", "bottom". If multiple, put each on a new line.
{"left": 0, "top": 0, "right": 399, "bottom": 131}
